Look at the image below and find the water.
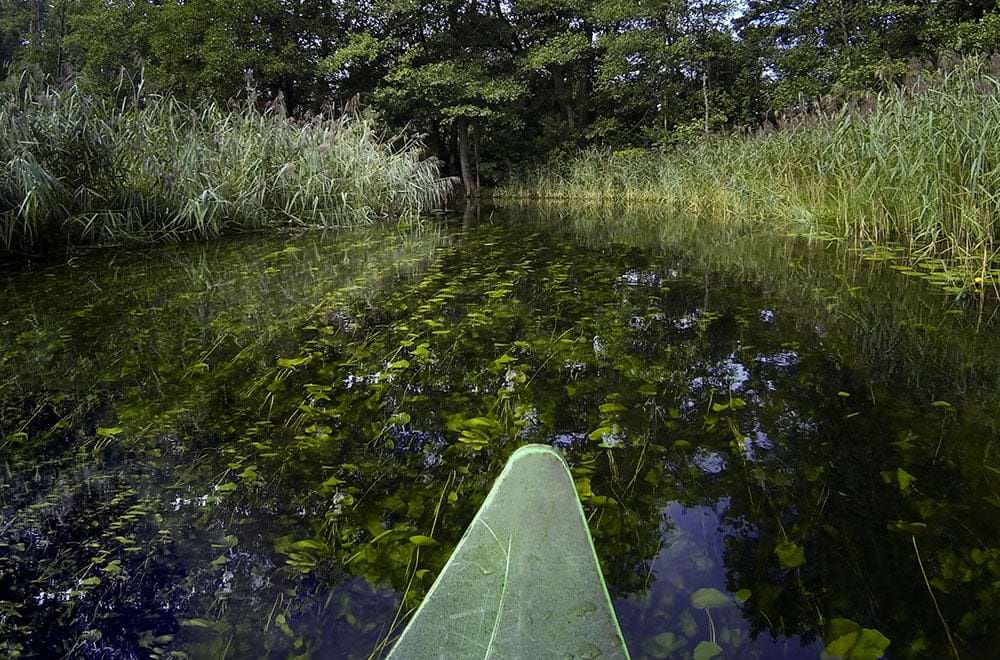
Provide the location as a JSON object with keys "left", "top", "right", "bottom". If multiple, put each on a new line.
{"left": 2, "top": 205, "right": 999, "bottom": 658}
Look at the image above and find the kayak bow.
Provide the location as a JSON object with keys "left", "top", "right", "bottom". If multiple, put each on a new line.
{"left": 388, "top": 444, "right": 629, "bottom": 659}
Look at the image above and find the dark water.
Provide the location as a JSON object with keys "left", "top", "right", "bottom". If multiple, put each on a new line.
{"left": 2, "top": 205, "right": 999, "bottom": 659}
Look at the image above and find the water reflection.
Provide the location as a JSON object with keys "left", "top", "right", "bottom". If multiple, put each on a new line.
{"left": 616, "top": 503, "right": 819, "bottom": 658}
{"left": 1, "top": 206, "right": 999, "bottom": 658}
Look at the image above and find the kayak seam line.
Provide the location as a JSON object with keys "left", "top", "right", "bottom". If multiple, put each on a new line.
{"left": 481, "top": 519, "right": 512, "bottom": 660}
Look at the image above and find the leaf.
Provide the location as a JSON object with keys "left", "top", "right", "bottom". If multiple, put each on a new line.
{"left": 735, "top": 588, "right": 752, "bottom": 603}
{"left": 588, "top": 426, "right": 614, "bottom": 442}
{"left": 291, "top": 539, "right": 329, "bottom": 552}
{"left": 691, "top": 587, "right": 732, "bottom": 609}
{"left": 321, "top": 475, "right": 344, "bottom": 488}
{"left": 931, "top": 400, "right": 952, "bottom": 409}
{"left": 896, "top": 468, "right": 915, "bottom": 491}
{"left": 409, "top": 535, "right": 439, "bottom": 547}
{"left": 711, "top": 402, "right": 729, "bottom": 412}
{"left": 388, "top": 412, "right": 411, "bottom": 426}
{"left": 96, "top": 427, "right": 123, "bottom": 438}
{"left": 79, "top": 576, "right": 101, "bottom": 587}
{"left": 647, "top": 632, "right": 686, "bottom": 656}
{"left": 216, "top": 482, "right": 237, "bottom": 493}
{"left": 887, "top": 520, "right": 927, "bottom": 535}
{"left": 693, "top": 640, "right": 722, "bottom": 660}
{"left": 574, "top": 478, "right": 593, "bottom": 498}
{"left": 388, "top": 359, "right": 410, "bottom": 370}
{"left": 181, "top": 618, "right": 214, "bottom": 628}
{"left": 775, "top": 539, "right": 806, "bottom": 568}
{"left": 277, "top": 356, "right": 310, "bottom": 368}
{"left": 638, "top": 383, "right": 657, "bottom": 396}
{"left": 824, "top": 618, "right": 890, "bottom": 659}
{"left": 599, "top": 402, "right": 627, "bottom": 414}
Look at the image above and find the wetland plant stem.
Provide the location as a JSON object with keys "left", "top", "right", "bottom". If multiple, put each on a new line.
{"left": 913, "top": 534, "right": 960, "bottom": 659}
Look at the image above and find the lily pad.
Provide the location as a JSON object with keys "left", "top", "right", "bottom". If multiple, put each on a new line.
{"left": 775, "top": 539, "right": 806, "bottom": 568}
{"left": 693, "top": 640, "right": 722, "bottom": 660}
{"left": 824, "top": 618, "right": 890, "bottom": 659}
{"left": 691, "top": 587, "right": 732, "bottom": 609}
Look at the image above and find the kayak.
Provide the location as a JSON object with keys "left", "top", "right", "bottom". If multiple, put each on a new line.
{"left": 388, "top": 444, "right": 630, "bottom": 659}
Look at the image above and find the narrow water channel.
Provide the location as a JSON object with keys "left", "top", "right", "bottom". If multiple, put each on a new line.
{"left": 2, "top": 205, "right": 998, "bottom": 658}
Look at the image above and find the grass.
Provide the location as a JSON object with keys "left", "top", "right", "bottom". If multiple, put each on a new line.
{"left": 0, "top": 79, "right": 449, "bottom": 252}
{"left": 498, "top": 56, "right": 1000, "bottom": 279}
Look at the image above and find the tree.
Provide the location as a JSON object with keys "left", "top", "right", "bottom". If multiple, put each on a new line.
{"left": 326, "top": 0, "right": 524, "bottom": 197}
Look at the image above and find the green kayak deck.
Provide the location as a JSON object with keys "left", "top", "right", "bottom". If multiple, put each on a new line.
{"left": 388, "top": 444, "right": 629, "bottom": 659}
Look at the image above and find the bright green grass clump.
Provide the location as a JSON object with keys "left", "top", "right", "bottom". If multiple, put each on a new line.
{"left": 500, "top": 57, "right": 1000, "bottom": 276}
{"left": 0, "top": 81, "right": 449, "bottom": 250}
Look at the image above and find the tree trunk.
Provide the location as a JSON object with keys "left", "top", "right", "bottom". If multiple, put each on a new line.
{"left": 551, "top": 64, "right": 576, "bottom": 131}
{"left": 456, "top": 117, "right": 478, "bottom": 198}
{"left": 30, "top": 0, "right": 44, "bottom": 34}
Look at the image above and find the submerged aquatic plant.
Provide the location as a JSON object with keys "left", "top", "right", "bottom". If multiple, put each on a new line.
{"left": 0, "top": 79, "right": 449, "bottom": 251}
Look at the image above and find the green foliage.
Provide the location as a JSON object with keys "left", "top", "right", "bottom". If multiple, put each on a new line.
{"left": 500, "top": 57, "right": 1000, "bottom": 280}
{"left": 824, "top": 618, "right": 891, "bottom": 659}
{"left": 4, "top": 0, "right": 1000, "bottom": 181}
{"left": 0, "top": 80, "right": 446, "bottom": 250}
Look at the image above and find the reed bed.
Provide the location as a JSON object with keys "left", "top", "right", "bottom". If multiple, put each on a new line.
{"left": 499, "top": 56, "right": 1000, "bottom": 276}
{"left": 0, "top": 82, "right": 448, "bottom": 251}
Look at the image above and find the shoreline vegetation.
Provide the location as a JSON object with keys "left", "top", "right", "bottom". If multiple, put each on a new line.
{"left": 497, "top": 57, "right": 1000, "bottom": 282}
{"left": 0, "top": 80, "right": 449, "bottom": 253}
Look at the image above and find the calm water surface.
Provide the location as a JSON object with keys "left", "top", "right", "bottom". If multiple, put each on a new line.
{"left": 2, "top": 205, "right": 999, "bottom": 658}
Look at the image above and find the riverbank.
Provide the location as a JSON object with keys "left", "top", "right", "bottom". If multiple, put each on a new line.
{"left": 498, "top": 57, "right": 1000, "bottom": 283}
{"left": 0, "top": 82, "right": 448, "bottom": 252}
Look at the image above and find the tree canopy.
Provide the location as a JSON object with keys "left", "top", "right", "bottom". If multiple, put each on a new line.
{"left": 2, "top": 0, "right": 998, "bottom": 193}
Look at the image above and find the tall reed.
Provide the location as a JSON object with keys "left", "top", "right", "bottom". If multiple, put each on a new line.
{"left": 499, "top": 56, "right": 1000, "bottom": 275}
{"left": 0, "top": 81, "right": 449, "bottom": 251}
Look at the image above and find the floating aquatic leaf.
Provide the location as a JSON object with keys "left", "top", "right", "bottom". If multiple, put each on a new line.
{"left": 775, "top": 539, "right": 806, "bottom": 568}
{"left": 388, "top": 412, "right": 411, "bottom": 426}
{"left": 588, "top": 426, "right": 615, "bottom": 442}
{"left": 887, "top": 520, "right": 927, "bottom": 535}
{"left": 409, "top": 535, "right": 439, "bottom": 547}
{"left": 824, "top": 618, "right": 890, "bottom": 659}
{"left": 691, "top": 587, "right": 732, "bottom": 609}
{"left": 693, "top": 640, "right": 722, "bottom": 660}
{"left": 291, "top": 539, "right": 329, "bottom": 552}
